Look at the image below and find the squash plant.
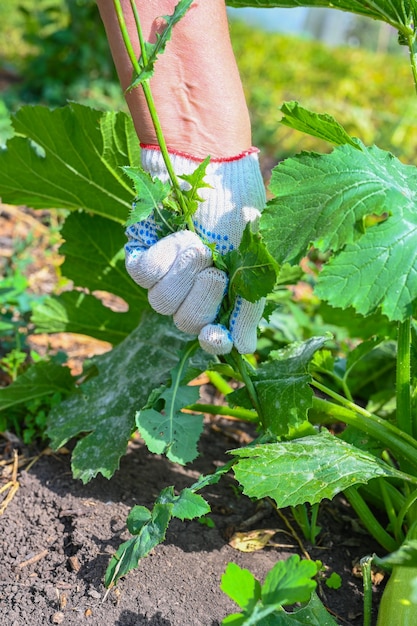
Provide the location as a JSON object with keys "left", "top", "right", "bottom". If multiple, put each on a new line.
{"left": 1, "top": 0, "right": 417, "bottom": 623}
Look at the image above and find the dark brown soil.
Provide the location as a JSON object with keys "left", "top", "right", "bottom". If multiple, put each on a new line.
{"left": 0, "top": 420, "right": 386, "bottom": 626}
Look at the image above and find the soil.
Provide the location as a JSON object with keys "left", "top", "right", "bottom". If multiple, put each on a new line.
{"left": 0, "top": 205, "right": 387, "bottom": 625}
{"left": 0, "top": 421, "right": 386, "bottom": 626}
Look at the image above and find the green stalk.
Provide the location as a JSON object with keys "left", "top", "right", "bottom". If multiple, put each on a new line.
{"left": 206, "top": 371, "right": 234, "bottom": 396}
{"left": 230, "top": 349, "right": 264, "bottom": 427}
{"left": 291, "top": 504, "right": 310, "bottom": 539}
{"left": 344, "top": 487, "right": 398, "bottom": 552}
{"left": 310, "top": 395, "right": 417, "bottom": 472}
{"left": 359, "top": 481, "right": 406, "bottom": 534}
{"left": 360, "top": 555, "right": 374, "bottom": 626}
{"left": 379, "top": 480, "right": 402, "bottom": 543}
{"left": 112, "top": 0, "right": 193, "bottom": 230}
{"left": 396, "top": 317, "right": 412, "bottom": 436}
{"left": 186, "top": 402, "right": 258, "bottom": 423}
{"left": 406, "top": 31, "right": 417, "bottom": 96}
{"left": 291, "top": 504, "right": 320, "bottom": 545}
{"left": 394, "top": 487, "right": 417, "bottom": 540}
{"left": 310, "top": 503, "right": 320, "bottom": 544}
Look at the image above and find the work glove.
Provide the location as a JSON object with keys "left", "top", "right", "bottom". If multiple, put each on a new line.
{"left": 125, "top": 145, "right": 266, "bottom": 355}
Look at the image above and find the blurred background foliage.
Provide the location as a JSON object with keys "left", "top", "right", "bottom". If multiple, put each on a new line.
{"left": 0, "top": 0, "right": 416, "bottom": 166}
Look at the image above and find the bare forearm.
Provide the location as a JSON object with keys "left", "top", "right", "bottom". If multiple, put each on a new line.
{"left": 96, "top": 0, "right": 251, "bottom": 158}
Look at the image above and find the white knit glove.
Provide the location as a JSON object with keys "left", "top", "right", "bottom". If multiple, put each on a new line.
{"left": 125, "top": 146, "right": 266, "bottom": 355}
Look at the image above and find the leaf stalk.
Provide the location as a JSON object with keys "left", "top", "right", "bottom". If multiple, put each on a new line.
{"left": 112, "top": 0, "right": 194, "bottom": 230}
{"left": 310, "top": 394, "right": 417, "bottom": 472}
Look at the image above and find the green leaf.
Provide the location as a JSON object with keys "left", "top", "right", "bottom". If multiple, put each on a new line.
{"left": 315, "top": 208, "right": 417, "bottom": 320}
{"left": 280, "top": 101, "right": 360, "bottom": 148}
{"left": 374, "top": 541, "right": 417, "bottom": 570}
{"left": 225, "top": 0, "right": 414, "bottom": 32}
{"left": 0, "top": 104, "right": 137, "bottom": 221}
{"left": 123, "top": 167, "right": 171, "bottom": 227}
{"left": 221, "top": 558, "right": 327, "bottom": 626}
{"left": 262, "top": 555, "right": 318, "bottom": 606}
{"left": 105, "top": 502, "right": 172, "bottom": 587}
{"left": 325, "top": 572, "right": 342, "bottom": 589}
{"left": 271, "top": 592, "right": 339, "bottom": 626}
{"left": 136, "top": 342, "right": 206, "bottom": 464}
{"left": 0, "top": 361, "right": 75, "bottom": 412}
{"left": 31, "top": 292, "right": 138, "bottom": 345}
{"left": 32, "top": 210, "right": 149, "bottom": 344}
{"left": 318, "top": 302, "right": 394, "bottom": 340}
{"left": 221, "top": 563, "right": 262, "bottom": 612}
{"left": 155, "top": 486, "right": 210, "bottom": 520}
{"left": 262, "top": 144, "right": 417, "bottom": 266}
{"left": 231, "top": 430, "right": 404, "bottom": 507}
{"left": 126, "top": 505, "right": 152, "bottom": 535}
{"left": 129, "top": 0, "right": 194, "bottom": 87}
{"left": 46, "top": 313, "right": 201, "bottom": 483}
{"left": 229, "top": 337, "right": 327, "bottom": 436}
{"left": 224, "top": 222, "right": 278, "bottom": 303}
{"left": 171, "top": 489, "right": 211, "bottom": 520}
{"left": 179, "top": 156, "right": 212, "bottom": 220}
{"left": 189, "top": 459, "right": 236, "bottom": 492}
{"left": 262, "top": 143, "right": 417, "bottom": 321}
{"left": 58, "top": 211, "right": 147, "bottom": 310}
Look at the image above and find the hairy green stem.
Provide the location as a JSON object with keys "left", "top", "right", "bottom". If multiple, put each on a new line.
{"left": 206, "top": 371, "right": 234, "bottom": 396}
{"left": 360, "top": 480, "right": 405, "bottom": 522}
{"left": 396, "top": 317, "right": 412, "bottom": 436}
{"left": 394, "top": 488, "right": 417, "bottom": 540}
{"left": 379, "top": 480, "right": 401, "bottom": 542}
{"left": 310, "top": 396, "right": 417, "bottom": 472}
{"left": 406, "top": 31, "right": 417, "bottom": 96}
{"left": 112, "top": 0, "right": 193, "bottom": 229}
{"left": 186, "top": 402, "right": 258, "bottom": 422}
{"left": 360, "top": 555, "right": 374, "bottom": 626}
{"left": 231, "top": 349, "right": 264, "bottom": 427}
{"left": 344, "top": 487, "right": 398, "bottom": 552}
{"left": 291, "top": 503, "right": 320, "bottom": 545}
{"left": 312, "top": 379, "right": 374, "bottom": 420}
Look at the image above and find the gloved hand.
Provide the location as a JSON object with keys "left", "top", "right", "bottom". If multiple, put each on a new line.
{"left": 125, "top": 145, "right": 266, "bottom": 355}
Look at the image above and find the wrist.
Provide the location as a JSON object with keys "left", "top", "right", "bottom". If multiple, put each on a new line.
{"left": 140, "top": 143, "right": 260, "bottom": 163}
{"left": 140, "top": 144, "right": 266, "bottom": 253}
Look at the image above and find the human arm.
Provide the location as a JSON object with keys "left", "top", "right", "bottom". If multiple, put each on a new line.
{"left": 95, "top": 0, "right": 251, "bottom": 158}
{"left": 96, "top": 1, "right": 266, "bottom": 354}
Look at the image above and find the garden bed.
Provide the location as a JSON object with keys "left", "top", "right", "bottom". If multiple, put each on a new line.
{"left": 0, "top": 419, "right": 385, "bottom": 626}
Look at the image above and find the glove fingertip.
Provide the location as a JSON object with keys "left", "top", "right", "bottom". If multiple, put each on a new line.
{"left": 230, "top": 297, "right": 266, "bottom": 354}
{"left": 198, "top": 324, "right": 233, "bottom": 355}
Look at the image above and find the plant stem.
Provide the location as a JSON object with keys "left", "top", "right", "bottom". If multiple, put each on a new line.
{"left": 186, "top": 403, "right": 258, "bottom": 423}
{"left": 231, "top": 349, "right": 264, "bottom": 427}
{"left": 344, "top": 487, "right": 398, "bottom": 552}
{"left": 112, "top": 0, "right": 193, "bottom": 229}
{"left": 360, "top": 555, "right": 374, "bottom": 626}
{"left": 310, "top": 396, "right": 417, "bottom": 473}
{"left": 379, "top": 479, "right": 401, "bottom": 543}
{"left": 312, "top": 379, "right": 373, "bottom": 420}
{"left": 206, "top": 371, "right": 234, "bottom": 396}
{"left": 394, "top": 487, "right": 417, "bottom": 540}
{"left": 396, "top": 317, "right": 412, "bottom": 436}
{"left": 406, "top": 31, "right": 417, "bottom": 96}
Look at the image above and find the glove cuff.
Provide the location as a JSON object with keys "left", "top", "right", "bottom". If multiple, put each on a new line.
{"left": 140, "top": 143, "right": 260, "bottom": 163}
{"left": 140, "top": 145, "right": 266, "bottom": 252}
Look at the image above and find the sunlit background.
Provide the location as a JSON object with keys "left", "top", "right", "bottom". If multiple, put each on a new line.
{"left": 0, "top": 1, "right": 413, "bottom": 164}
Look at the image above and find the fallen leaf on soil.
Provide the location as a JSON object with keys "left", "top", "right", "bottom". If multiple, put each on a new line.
{"left": 229, "top": 529, "right": 279, "bottom": 552}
